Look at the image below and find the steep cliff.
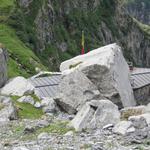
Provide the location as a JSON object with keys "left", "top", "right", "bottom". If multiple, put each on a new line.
{"left": 0, "top": 45, "right": 7, "bottom": 87}
{"left": 10, "top": 0, "right": 149, "bottom": 68}
{"left": 125, "top": 0, "right": 150, "bottom": 25}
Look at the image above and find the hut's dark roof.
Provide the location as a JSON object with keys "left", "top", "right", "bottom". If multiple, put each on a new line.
{"left": 29, "top": 74, "right": 61, "bottom": 98}
{"left": 131, "top": 68, "right": 150, "bottom": 90}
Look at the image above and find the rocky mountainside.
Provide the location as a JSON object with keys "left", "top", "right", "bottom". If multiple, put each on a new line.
{"left": 0, "top": 0, "right": 150, "bottom": 77}
{"left": 12, "top": 0, "right": 150, "bottom": 68}
{"left": 125, "top": 0, "right": 150, "bottom": 25}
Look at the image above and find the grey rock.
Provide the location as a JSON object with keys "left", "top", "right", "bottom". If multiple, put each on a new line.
{"left": 41, "top": 97, "right": 57, "bottom": 114}
{"left": 0, "top": 99, "right": 18, "bottom": 122}
{"left": 113, "top": 121, "right": 133, "bottom": 135}
{"left": 56, "top": 70, "right": 101, "bottom": 114}
{"left": 146, "top": 103, "right": 150, "bottom": 113}
{"left": 126, "top": 126, "right": 135, "bottom": 134}
{"left": 69, "top": 102, "right": 95, "bottom": 131}
{"left": 17, "top": 96, "right": 35, "bottom": 105}
{"left": 88, "top": 100, "right": 120, "bottom": 129}
{"left": 13, "top": 147, "right": 30, "bottom": 150}
{"left": 0, "top": 144, "right": 4, "bottom": 150}
{"left": 8, "top": 103, "right": 18, "bottom": 120}
{"left": 24, "top": 125, "right": 35, "bottom": 134}
{"left": 64, "top": 131, "right": 74, "bottom": 136}
{"left": 126, "top": 1, "right": 150, "bottom": 25}
{"left": 0, "top": 76, "right": 34, "bottom": 96}
{"left": 34, "top": 102, "right": 41, "bottom": 108}
{"left": 92, "top": 142, "right": 104, "bottom": 150}
{"left": 57, "top": 42, "right": 68, "bottom": 52}
{"left": 128, "top": 114, "right": 150, "bottom": 129}
{"left": 35, "top": 120, "right": 50, "bottom": 128}
{"left": 126, "top": 127, "right": 150, "bottom": 142}
{"left": 0, "top": 47, "right": 7, "bottom": 88}
{"left": 38, "top": 132, "right": 49, "bottom": 140}
{"left": 70, "top": 100, "right": 120, "bottom": 131}
{"left": 19, "top": 0, "right": 33, "bottom": 7}
{"left": 0, "top": 96, "right": 11, "bottom": 105}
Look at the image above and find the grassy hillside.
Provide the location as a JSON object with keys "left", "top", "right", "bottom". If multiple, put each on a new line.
{"left": 0, "top": 24, "right": 46, "bottom": 78}
{"left": 0, "top": 0, "right": 47, "bottom": 78}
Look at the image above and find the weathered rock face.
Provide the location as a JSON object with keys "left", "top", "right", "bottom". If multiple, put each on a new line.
{"left": 125, "top": 0, "right": 150, "bottom": 25}
{"left": 59, "top": 44, "right": 136, "bottom": 112}
{"left": 16, "top": 0, "right": 150, "bottom": 69}
{"left": 0, "top": 47, "right": 7, "bottom": 88}
{"left": 55, "top": 70, "right": 101, "bottom": 114}
{"left": 19, "top": 0, "right": 33, "bottom": 8}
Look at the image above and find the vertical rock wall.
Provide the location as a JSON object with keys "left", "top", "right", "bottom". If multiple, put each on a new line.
{"left": 0, "top": 46, "right": 8, "bottom": 88}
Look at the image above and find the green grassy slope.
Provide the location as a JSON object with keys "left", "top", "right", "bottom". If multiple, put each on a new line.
{"left": 0, "top": 0, "right": 47, "bottom": 78}
{"left": 0, "top": 24, "right": 47, "bottom": 77}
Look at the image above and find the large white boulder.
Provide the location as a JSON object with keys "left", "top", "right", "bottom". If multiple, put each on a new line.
{"left": 59, "top": 43, "right": 136, "bottom": 109}
{"left": 69, "top": 100, "right": 120, "bottom": 131}
{"left": 0, "top": 47, "right": 7, "bottom": 88}
{"left": 0, "top": 76, "right": 34, "bottom": 96}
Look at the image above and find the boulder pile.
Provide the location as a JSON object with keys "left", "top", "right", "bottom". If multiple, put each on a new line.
{"left": 69, "top": 99, "right": 121, "bottom": 131}
{"left": 56, "top": 43, "right": 136, "bottom": 115}
{"left": 53, "top": 43, "right": 140, "bottom": 131}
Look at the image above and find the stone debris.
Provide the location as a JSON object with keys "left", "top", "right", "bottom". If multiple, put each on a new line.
{"left": 69, "top": 100, "right": 120, "bottom": 131}
{"left": 113, "top": 121, "right": 133, "bottom": 135}
{"left": 69, "top": 102, "right": 95, "bottom": 131}
{"left": 13, "top": 147, "right": 29, "bottom": 150}
{"left": 41, "top": 97, "right": 58, "bottom": 114}
{"left": 38, "top": 132, "right": 49, "bottom": 140}
{"left": 34, "top": 101, "right": 41, "bottom": 108}
{"left": 64, "top": 131, "right": 74, "bottom": 136}
{"left": 129, "top": 113, "right": 150, "bottom": 128}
